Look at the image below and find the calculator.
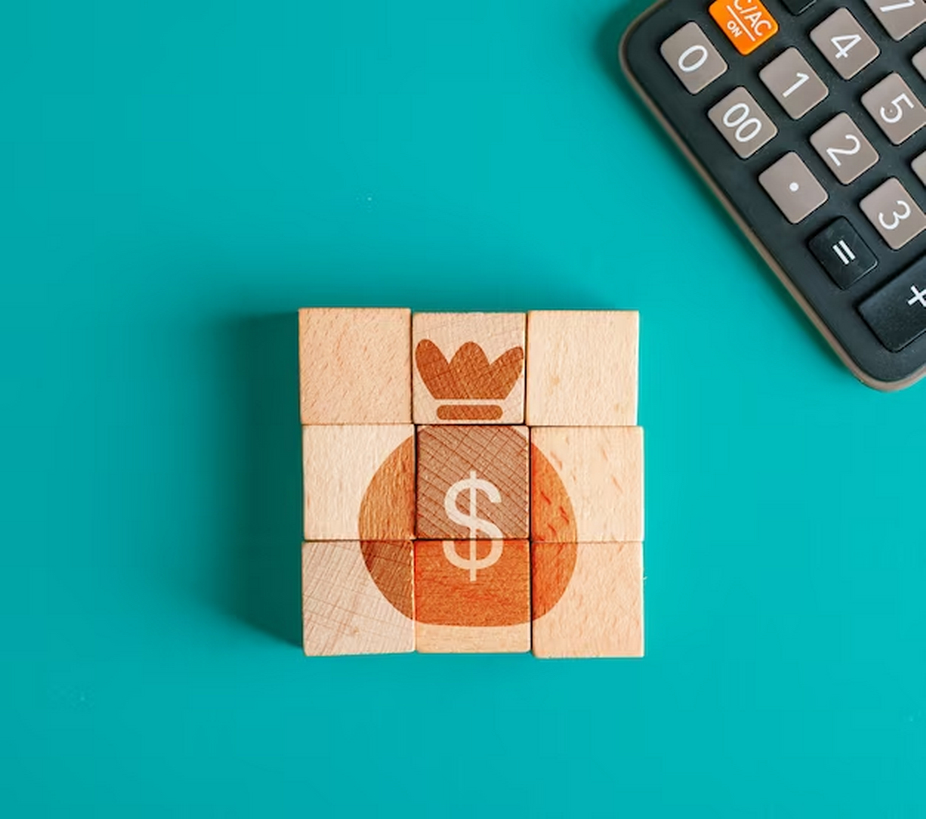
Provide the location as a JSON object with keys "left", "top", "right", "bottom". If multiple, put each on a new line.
{"left": 621, "top": 0, "right": 926, "bottom": 389}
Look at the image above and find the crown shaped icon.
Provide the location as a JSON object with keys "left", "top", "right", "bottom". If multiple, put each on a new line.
{"left": 416, "top": 340, "right": 524, "bottom": 420}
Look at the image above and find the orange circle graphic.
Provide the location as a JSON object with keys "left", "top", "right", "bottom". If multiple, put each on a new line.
{"left": 359, "top": 437, "right": 576, "bottom": 624}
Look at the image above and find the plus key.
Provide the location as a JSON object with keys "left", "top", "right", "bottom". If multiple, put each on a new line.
{"left": 860, "top": 260, "right": 926, "bottom": 352}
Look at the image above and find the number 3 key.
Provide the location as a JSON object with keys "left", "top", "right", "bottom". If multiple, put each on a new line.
{"left": 860, "top": 178, "right": 926, "bottom": 249}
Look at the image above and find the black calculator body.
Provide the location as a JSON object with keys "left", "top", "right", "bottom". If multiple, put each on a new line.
{"left": 622, "top": 0, "right": 926, "bottom": 389}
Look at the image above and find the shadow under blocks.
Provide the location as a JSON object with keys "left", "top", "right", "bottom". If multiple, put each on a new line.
{"left": 229, "top": 314, "right": 303, "bottom": 647}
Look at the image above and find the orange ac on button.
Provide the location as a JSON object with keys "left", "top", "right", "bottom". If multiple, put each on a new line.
{"left": 709, "top": 0, "right": 778, "bottom": 55}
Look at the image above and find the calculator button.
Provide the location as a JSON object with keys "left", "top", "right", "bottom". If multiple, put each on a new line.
{"left": 859, "top": 257, "right": 926, "bottom": 350}
{"left": 913, "top": 46, "right": 926, "bottom": 80}
{"left": 709, "top": 0, "right": 779, "bottom": 55}
{"left": 660, "top": 23, "right": 728, "bottom": 94}
{"left": 758, "top": 152, "right": 828, "bottom": 223}
{"left": 860, "top": 178, "right": 926, "bottom": 248}
{"left": 861, "top": 73, "right": 926, "bottom": 144}
{"left": 780, "top": 0, "right": 815, "bottom": 14}
{"left": 708, "top": 87, "right": 778, "bottom": 158}
{"left": 809, "top": 113, "right": 879, "bottom": 184}
{"left": 862, "top": 0, "right": 926, "bottom": 41}
{"left": 810, "top": 9, "right": 880, "bottom": 80}
{"left": 759, "top": 48, "right": 828, "bottom": 119}
{"left": 912, "top": 150, "right": 926, "bottom": 183}
{"left": 809, "top": 218, "right": 878, "bottom": 288}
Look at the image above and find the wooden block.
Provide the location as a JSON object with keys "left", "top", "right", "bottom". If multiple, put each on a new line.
{"left": 417, "top": 425, "right": 528, "bottom": 540}
{"left": 531, "top": 542, "right": 643, "bottom": 658}
{"left": 413, "top": 312, "right": 525, "bottom": 424}
{"left": 414, "top": 540, "right": 530, "bottom": 653}
{"left": 303, "top": 425, "right": 415, "bottom": 541}
{"left": 531, "top": 426, "right": 644, "bottom": 543}
{"left": 299, "top": 308, "right": 411, "bottom": 424}
{"left": 302, "top": 541, "right": 414, "bottom": 655}
{"left": 525, "top": 311, "right": 638, "bottom": 427}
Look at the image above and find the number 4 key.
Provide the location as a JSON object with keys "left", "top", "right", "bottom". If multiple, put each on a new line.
{"left": 810, "top": 9, "right": 880, "bottom": 79}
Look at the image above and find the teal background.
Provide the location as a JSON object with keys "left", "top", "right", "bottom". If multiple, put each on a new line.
{"left": 3, "top": 0, "right": 924, "bottom": 815}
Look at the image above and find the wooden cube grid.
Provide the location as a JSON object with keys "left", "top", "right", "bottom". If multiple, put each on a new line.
{"left": 299, "top": 308, "right": 643, "bottom": 658}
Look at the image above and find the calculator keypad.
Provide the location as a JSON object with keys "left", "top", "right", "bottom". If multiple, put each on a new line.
{"left": 759, "top": 47, "right": 828, "bottom": 119}
{"left": 861, "top": 72, "right": 926, "bottom": 143}
{"left": 860, "top": 178, "right": 926, "bottom": 248}
{"left": 660, "top": 22, "right": 729, "bottom": 94}
{"left": 810, "top": 113, "right": 879, "bottom": 183}
{"left": 861, "top": 0, "right": 926, "bottom": 42}
{"left": 708, "top": 87, "right": 778, "bottom": 157}
{"left": 633, "top": 0, "right": 926, "bottom": 385}
{"left": 758, "top": 152, "right": 828, "bottom": 222}
{"left": 810, "top": 9, "right": 880, "bottom": 79}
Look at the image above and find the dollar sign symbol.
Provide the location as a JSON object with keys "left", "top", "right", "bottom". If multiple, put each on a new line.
{"left": 442, "top": 470, "right": 504, "bottom": 582}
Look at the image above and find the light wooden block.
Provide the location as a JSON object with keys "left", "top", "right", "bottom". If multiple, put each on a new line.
{"left": 413, "top": 312, "right": 525, "bottom": 424}
{"left": 532, "top": 542, "right": 643, "bottom": 658}
{"left": 531, "top": 426, "right": 644, "bottom": 543}
{"left": 299, "top": 308, "right": 411, "bottom": 424}
{"left": 417, "top": 425, "right": 528, "bottom": 539}
{"left": 302, "top": 541, "right": 414, "bottom": 656}
{"left": 415, "top": 540, "right": 530, "bottom": 653}
{"left": 525, "top": 310, "right": 638, "bottom": 426}
{"left": 303, "top": 425, "right": 415, "bottom": 541}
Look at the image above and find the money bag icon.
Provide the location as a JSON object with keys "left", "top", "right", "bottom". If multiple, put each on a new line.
{"left": 359, "top": 331, "right": 578, "bottom": 632}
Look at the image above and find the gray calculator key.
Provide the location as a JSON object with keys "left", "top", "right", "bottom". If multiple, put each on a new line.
{"left": 810, "top": 9, "right": 880, "bottom": 79}
{"left": 660, "top": 23, "right": 728, "bottom": 94}
{"left": 912, "top": 150, "right": 926, "bottom": 183}
{"left": 914, "top": 46, "right": 926, "bottom": 79}
{"left": 809, "top": 113, "right": 879, "bottom": 184}
{"left": 759, "top": 48, "right": 828, "bottom": 119}
{"left": 758, "top": 152, "right": 828, "bottom": 223}
{"left": 861, "top": 73, "right": 926, "bottom": 144}
{"left": 862, "top": 0, "right": 926, "bottom": 41}
{"left": 860, "top": 178, "right": 926, "bottom": 249}
{"left": 708, "top": 87, "right": 777, "bottom": 159}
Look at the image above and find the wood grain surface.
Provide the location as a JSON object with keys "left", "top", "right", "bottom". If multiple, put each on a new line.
{"left": 531, "top": 542, "right": 643, "bottom": 658}
{"left": 414, "top": 539, "right": 530, "bottom": 626}
{"left": 413, "top": 312, "right": 525, "bottom": 424}
{"left": 302, "top": 540, "right": 414, "bottom": 656}
{"left": 416, "top": 425, "right": 528, "bottom": 539}
{"left": 299, "top": 307, "right": 412, "bottom": 424}
{"left": 303, "top": 425, "right": 415, "bottom": 541}
{"left": 531, "top": 426, "right": 644, "bottom": 543}
{"left": 525, "top": 310, "right": 638, "bottom": 427}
